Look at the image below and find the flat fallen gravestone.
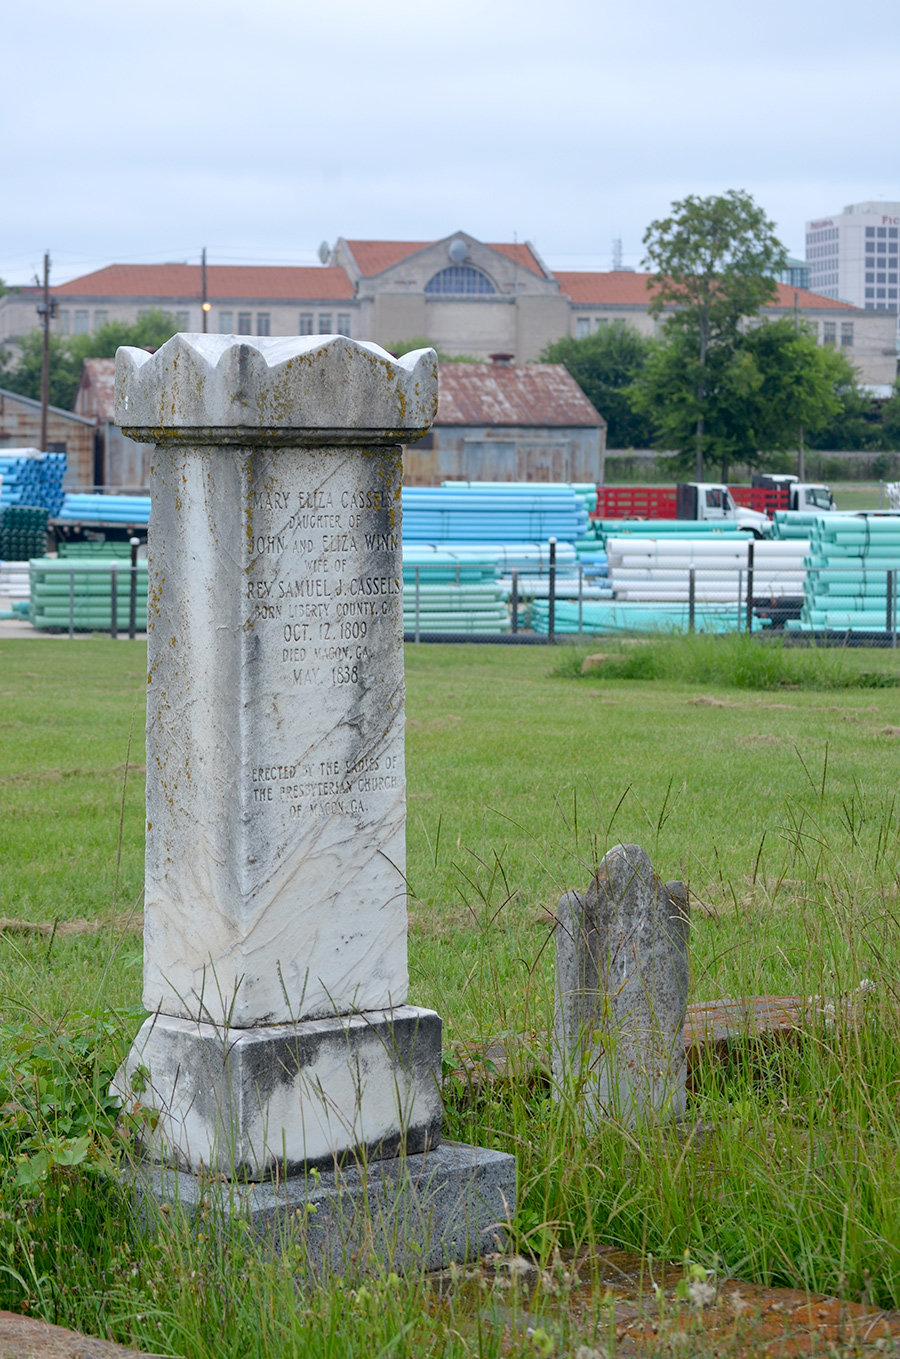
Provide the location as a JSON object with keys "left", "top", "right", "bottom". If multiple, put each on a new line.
{"left": 0, "top": 1312, "right": 165, "bottom": 1359}
{"left": 553, "top": 843, "right": 690, "bottom": 1125}
{"left": 111, "top": 334, "right": 515, "bottom": 1267}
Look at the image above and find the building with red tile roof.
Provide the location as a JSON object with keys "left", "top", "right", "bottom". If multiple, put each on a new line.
{"left": 0, "top": 233, "right": 894, "bottom": 388}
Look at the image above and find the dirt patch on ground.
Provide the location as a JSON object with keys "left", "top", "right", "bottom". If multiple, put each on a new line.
{"left": 686, "top": 697, "right": 734, "bottom": 708}
{"left": 0, "top": 913, "right": 142, "bottom": 938}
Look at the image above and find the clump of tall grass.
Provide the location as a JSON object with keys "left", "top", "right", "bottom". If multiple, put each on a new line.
{"left": 438, "top": 778, "right": 900, "bottom": 1310}
{"left": 553, "top": 632, "right": 900, "bottom": 690}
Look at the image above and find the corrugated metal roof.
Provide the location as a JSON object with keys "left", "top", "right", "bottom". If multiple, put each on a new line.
{"left": 53, "top": 264, "right": 354, "bottom": 300}
{"left": 436, "top": 363, "right": 604, "bottom": 428}
{"left": 556, "top": 271, "right": 854, "bottom": 311}
{"left": 74, "top": 358, "right": 116, "bottom": 421}
{"left": 344, "top": 239, "right": 544, "bottom": 278}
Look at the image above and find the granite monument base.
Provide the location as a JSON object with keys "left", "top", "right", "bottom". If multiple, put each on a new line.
{"left": 132, "top": 1142, "right": 517, "bottom": 1274}
{"left": 116, "top": 1006, "right": 443, "bottom": 1179}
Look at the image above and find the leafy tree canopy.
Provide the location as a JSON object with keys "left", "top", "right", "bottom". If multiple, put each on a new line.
{"left": 631, "top": 318, "right": 853, "bottom": 481}
{"left": 0, "top": 310, "right": 179, "bottom": 411}
{"left": 387, "top": 336, "right": 480, "bottom": 363}
{"left": 539, "top": 321, "right": 655, "bottom": 449}
{"left": 642, "top": 190, "right": 789, "bottom": 477}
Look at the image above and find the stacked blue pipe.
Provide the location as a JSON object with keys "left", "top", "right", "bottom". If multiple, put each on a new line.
{"left": 56, "top": 493, "right": 151, "bottom": 524}
{"left": 442, "top": 480, "right": 597, "bottom": 519}
{"left": 0, "top": 451, "right": 67, "bottom": 514}
{"left": 402, "top": 485, "right": 588, "bottom": 542}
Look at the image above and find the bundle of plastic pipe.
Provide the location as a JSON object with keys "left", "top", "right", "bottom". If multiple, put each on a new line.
{"left": 0, "top": 562, "right": 30, "bottom": 599}
{"left": 402, "top": 546, "right": 508, "bottom": 632}
{"left": 442, "top": 480, "right": 598, "bottom": 518}
{"left": 788, "top": 514, "right": 900, "bottom": 632}
{"left": 606, "top": 537, "right": 809, "bottom": 603}
{"left": 593, "top": 521, "right": 750, "bottom": 546}
{"left": 404, "top": 541, "right": 577, "bottom": 576}
{"left": 56, "top": 493, "right": 151, "bottom": 524}
{"left": 771, "top": 510, "right": 842, "bottom": 540}
{"left": 0, "top": 506, "right": 48, "bottom": 560}
{"left": 402, "top": 485, "right": 588, "bottom": 542}
{"left": 403, "top": 582, "right": 509, "bottom": 633}
{"left": 0, "top": 451, "right": 67, "bottom": 514}
{"left": 28, "top": 558, "right": 149, "bottom": 631}
{"left": 531, "top": 599, "right": 769, "bottom": 635}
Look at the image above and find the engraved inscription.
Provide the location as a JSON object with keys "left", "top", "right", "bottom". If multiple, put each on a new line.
{"left": 246, "top": 463, "right": 400, "bottom": 701}
{"left": 247, "top": 751, "right": 402, "bottom": 820}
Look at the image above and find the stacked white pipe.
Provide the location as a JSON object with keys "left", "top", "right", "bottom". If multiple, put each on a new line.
{"left": 0, "top": 563, "right": 30, "bottom": 600}
{"left": 606, "top": 536, "right": 809, "bottom": 603}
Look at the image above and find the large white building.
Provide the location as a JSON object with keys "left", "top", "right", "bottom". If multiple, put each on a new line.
{"left": 2, "top": 231, "right": 897, "bottom": 385}
{"left": 806, "top": 201, "right": 900, "bottom": 312}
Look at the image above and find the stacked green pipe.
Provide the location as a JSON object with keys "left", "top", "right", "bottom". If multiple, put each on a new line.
{"left": 0, "top": 506, "right": 49, "bottom": 560}
{"left": 787, "top": 515, "right": 900, "bottom": 633}
{"left": 28, "top": 558, "right": 148, "bottom": 631}
{"left": 402, "top": 549, "right": 508, "bottom": 631}
{"left": 531, "top": 599, "right": 770, "bottom": 635}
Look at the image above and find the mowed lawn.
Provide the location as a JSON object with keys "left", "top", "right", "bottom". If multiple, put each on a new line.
{"left": 1, "top": 636, "right": 898, "bottom": 1038}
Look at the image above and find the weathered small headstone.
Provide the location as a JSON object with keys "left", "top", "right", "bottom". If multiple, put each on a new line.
{"left": 111, "top": 335, "right": 515, "bottom": 1263}
{"left": 553, "top": 843, "right": 689, "bottom": 1125}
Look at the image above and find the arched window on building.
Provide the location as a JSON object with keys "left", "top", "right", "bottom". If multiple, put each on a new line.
{"left": 424, "top": 266, "right": 496, "bottom": 295}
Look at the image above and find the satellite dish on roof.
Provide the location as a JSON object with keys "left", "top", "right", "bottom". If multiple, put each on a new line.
{"left": 318, "top": 241, "right": 331, "bottom": 265}
{"left": 448, "top": 238, "right": 468, "bottom": 264}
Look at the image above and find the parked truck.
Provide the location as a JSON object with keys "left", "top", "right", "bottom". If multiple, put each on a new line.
{"left": 751, "top": 474, "right": 836, "bottom": 512}
{"left": 595, "top": 478, "right": 835, "bottom": 529}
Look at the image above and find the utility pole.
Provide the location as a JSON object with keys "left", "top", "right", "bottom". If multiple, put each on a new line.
{"left": 201, "top": 247, "right": 209, "bottom": 332}
{"left": 36, "top": 251, "right": 56, "bottom": 451}
{"left": 794, "top": 291, "right": 805, "bottom": 480}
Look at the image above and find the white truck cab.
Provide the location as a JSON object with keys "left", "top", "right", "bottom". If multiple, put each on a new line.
{"left": 676, "top": 483, "right": 772, "bottom": 536}
{"left": 751, "top": 473, "right": 835, "bottom": 513}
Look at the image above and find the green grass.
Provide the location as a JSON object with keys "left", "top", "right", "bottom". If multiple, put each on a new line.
{"left": 830, "top": 480, "right": 886, "bottom": 512}
{"left": 2, "top": 636, "right": 900, "bottom": 1353}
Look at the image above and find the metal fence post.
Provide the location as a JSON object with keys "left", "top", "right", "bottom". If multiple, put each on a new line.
{"left": 548, "top": 536, "right": 556, "bottom": 645}
{"left": 688, "top": 567, "right": 695, "bottom": 634}
{"left": 736, "top": 568, "right": 743, "bottom": 636}
{"left": 887, "top": 569, "right": 894, "bottom": 645}
{"left": 746, "top": 539, "right": 755, "bottom": 636}
{"left": 893, "top": 568, "right": 898, "bottom": 650}
{"left": 110, "top": 564, "right": 118, "bottom": 641}
{"left": 577, "top": 564, "right": 584, "bottom": 641}
{"left": 414, "top": 565, "right": 420, "bottom": 644}
{"left": 68, "top": 567, "right": 75, "bottom": 640}
{"left": 510, "top": 568, "right": 518, "bottom": 635}
{"left": 129, "top": 536, "right": 139, "bottom": 640}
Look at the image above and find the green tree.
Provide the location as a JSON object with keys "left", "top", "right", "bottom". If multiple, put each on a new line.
{"left": 737, "top": 319, "right": 847, "bottom": 476}
{"left": 387, "top": 336, "right": 480, "bottom": 363}
{"left": 0, "top": 310, "right": 180, "bottom": 410}
{"left": 805, "top": 373, "right": 891, "bottom": 452}
{"left": 879, "top": 381, "right": 900, "bottom": 453}
{"left": 631, "top": 319, "right": 851, "bottom": 482}
{"left": 643, "top": 190, "right": 788, "bottom": 477}
{"left": 0, "top": 331, "right": 81, "bottom": 409}
{"left": 539, "top": 321, "right": 654, "bottom": 448}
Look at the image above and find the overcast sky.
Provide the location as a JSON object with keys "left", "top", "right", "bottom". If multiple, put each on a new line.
{"left": 4, "top": 0, "right": 899, "bottom": 287}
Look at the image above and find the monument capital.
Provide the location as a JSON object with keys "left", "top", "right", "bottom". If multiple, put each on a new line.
{"left": 115, "top": 334, "right": 438, "bottom": 446}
